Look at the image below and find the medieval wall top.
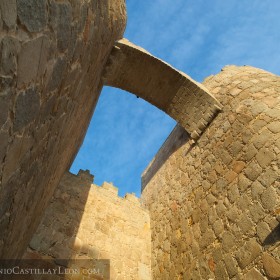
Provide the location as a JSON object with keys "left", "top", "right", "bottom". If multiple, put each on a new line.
{"left": 25, "top": 170, "right": 151, "bottom": 279}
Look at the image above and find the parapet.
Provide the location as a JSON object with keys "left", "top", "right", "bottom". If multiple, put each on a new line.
{"left": 94, "top": 181, "right": 142, "bottom": 207}
{"left": 124, "top": 192, "right": 140, "bottom": 205}
{"left": 77, "top": 169, "right": 94, "bottom": 183}
{"left": 101, "top": 181, "right": 118, "bottom": 195}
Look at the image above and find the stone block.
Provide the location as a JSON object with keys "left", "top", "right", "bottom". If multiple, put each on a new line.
{"left": 14, "top": 87, "right": 40, "bottom": 132}
{"left": 238, "top": 174, "right": 251, "bottom": 192}
{"left": 0, "top": 0, "right": 17, "bottom": 29}
{"left": 214, "top": 261, "right": 228, "bottom": 279}
{"left": 263, "top": 253, "right": 280, "bottom": 279}
{"left": 198, "top": 259, "right": 212, "bottom": 279}
{"left": 50, "top": 2, "right": 72, "bottom": 53}
{"left": 0, "top": 36, "right": 20, "bottom": 75}
{"left": 77, "top": 169, "right": 94, "bottom": 183}
{"left": 256, "top": 221, "right": 271, "bottom": 243}
{"left": 244, "top": 268, "right": 266, "bottom": 280}
{"left": 222, "top": 231, "right": 235, "bottom": 252}
{"left": 216, "top": 201, "right": 227, "bottom": 217}
{"left": 224, "top": 254, "right": 238, "bottom": 277}
{"left": 261, "top": 186, "right": 277, "bottom": 211}
{"left": 268, "top": 121, "right": 280, "bottom": 133}
{"left": 125, "top": 193, "right": 140, "bottom": 205}
{"left": 200, "top": 229, "right": 215, "bottom": 249}
{"left": 235, "top": 239, "right": 261, "bottom": 269}
{"left": 258, "top": 168, "right": 278, "bottom": 187}
{"left": 208, "top": 207, "right": 218, "bottom": 225}
{"left": 0, "top": 130, "right": 8, "bottom": 159}
{"left": 101, "top": 182, "right": 118, "bottom": 195}
{"left": 46, "top": 57, "right": 67, "bottom": 92}
{"left": 228, "top": 185, "right": 240, "bottom": 203}
{"left": 244, "top": 161, "right": 262, "bottom": 181}
{"left": 0, "top": 90, "right": 11, "bottom": 129}
{"left": 226, "top": 206, "right": 240, "bottom": 223}
{"left": 2, "top": 135, "right": 33, "bottom": 184}
{"left": 237, "top": 214, "right": 255, "bottom": 236}
{"left": 225, "top": 170, "right": 238, "bottom": 183}
{"left": 213, "top": 219, "right": 224, "bottom": 236}
{"left": 256, "top": 148, "right": 275, "bottom": 168}
{"left": 252, "top": 132, "right": 271, "bottom": 149}
{"left": 17, "top": 0, "right": 47, "bottom": 32}
{"left": 232, "top": 160, "right": 246, "bottom": 174}
{"left": 17, "top": 36, "right": 50, "bottom": 86}
{"left": 249, "top": 202, "right": 265, "bottom": 223}
{"left": 251, "top": 181, "right": 265, "bottom": 201}
{"left": 0, "top": 75, "right": 13, "bottom": 96}
{"left": 243, "top": 143, "right": 258, "bottom": 161}
{"left": 29, "top": 234, "right": 43, "bottom": 251}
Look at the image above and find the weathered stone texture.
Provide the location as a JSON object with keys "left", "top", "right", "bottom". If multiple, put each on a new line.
{"left": 24, "top": 171, "right": 151, "bottom": 280}
{"left": 0, "top": 0, "right": 17, "bottom": 29}
{"left": 142, "top": 66, "right": 280, "bottom": 279}
{"left": 0, "top": 36, "right": 20, "bottom": 76}
{"left": 17, "top": 36, "right": 50, "bottom": 87}
{"left": 0, "top": 0, "right": 126, "bottom": 259}
{"left": 17, "top": 0, "right": 47, "bottom": 32}
{"left": 14, "top": 87, "right": 40, "bottom": 132}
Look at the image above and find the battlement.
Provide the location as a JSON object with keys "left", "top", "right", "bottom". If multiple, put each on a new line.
{"left": 124, "top": 192, "right": 140, "bottom": 204}
{"left": 94, "top": 181, "right": 142, "bottom": 207}
{"left": 26, "top": 170, "right": 151, "bottom": 279}
{"left": 77, "top": 169, "right": 94, "bottom": 183}
{"left": 101, "top": 181, "right": 118, "bottom": 195}
{"left": 65, "top": 170, "right": 142, "bottom": 207}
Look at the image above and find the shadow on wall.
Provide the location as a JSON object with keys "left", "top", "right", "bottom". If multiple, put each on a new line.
{"left": 22, "top": 171, "right": 94, "bottom": 273}
{"left": 21, "top": 170, "right": 152, "bottom": 280}
{"left": 263, "top": 222, "right": 280, "bottom": 246}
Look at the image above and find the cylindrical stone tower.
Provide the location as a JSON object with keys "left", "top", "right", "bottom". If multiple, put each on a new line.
{"left": 142, "top": 66, "right": 280, "bottom": 279}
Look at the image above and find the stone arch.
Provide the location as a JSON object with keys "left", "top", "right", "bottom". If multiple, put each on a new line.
{"left": 103, "top": 39, "right": 222, "bottom": 140}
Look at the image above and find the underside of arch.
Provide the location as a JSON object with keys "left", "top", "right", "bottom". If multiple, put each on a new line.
{"left": 103, "top": 39, "right": 222, "bottom": 140}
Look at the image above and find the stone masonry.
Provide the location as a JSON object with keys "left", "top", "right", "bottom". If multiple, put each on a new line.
{"left": 0, "top": 1, "right": 280, "bottom": 279}
{"left": 24, "top": 170, "right": 151, "bottom": 280}
{"left": 0, "top": 0, "right": 223, "bottom": 263}
{"left": 0, "top": 0, "right": 126, "bottom": 259}
{"left": 142, "top": 66, "right": 280, "bottom": 279}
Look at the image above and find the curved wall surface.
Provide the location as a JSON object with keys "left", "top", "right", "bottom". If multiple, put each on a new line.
{"left": 0, "top": 0, "right": 126, "bottom": 259}
{"left": 142, "top": 66, "right": 280, "bottom": 279}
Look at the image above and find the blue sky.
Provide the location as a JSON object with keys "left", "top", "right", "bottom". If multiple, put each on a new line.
{"left": 71, "top": 0, "right": 280, "bottom": 197}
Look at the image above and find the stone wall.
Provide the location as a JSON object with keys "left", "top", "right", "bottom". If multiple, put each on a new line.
{"left": 24, "top": 170, "right": 151, "bottom": 280}
{"left": 0, "top": 0, "right": 126, "bottom": 259}
{"left": 142, "top": 66, "right": 280, "bottom": 279}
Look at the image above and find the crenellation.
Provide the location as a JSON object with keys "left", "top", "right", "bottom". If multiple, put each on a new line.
{"left": 101, "top": 181, "right": 119, "bottom": 195}
{"left": 124, "top": 192, "right": 141, "bottom": 205}
{"left": 77, "top": 168, "right": 94, "bottom": 183}
{"left": 24, "top": 171, "right": 151, "bottom": 279}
